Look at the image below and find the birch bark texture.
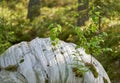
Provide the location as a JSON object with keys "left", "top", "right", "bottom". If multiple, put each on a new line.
{"left": 0, "top": 37, "right": 111, "bottom": 83}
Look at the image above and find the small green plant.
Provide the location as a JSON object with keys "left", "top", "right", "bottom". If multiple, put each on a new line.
{"left": 74, "top": 6, "right": 112, "bottom": 56}
{"left": 71, "top": 51, "right": 88, "bottom": 78}
{"left": 72, "top": 66, "right": 85, "bottom": 77}
{"left": 49, "top": 23, "right": 62, "bottom": 46}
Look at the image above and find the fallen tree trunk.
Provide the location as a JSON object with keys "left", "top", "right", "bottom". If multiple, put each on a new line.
{"left": 0, "top": 37, "right": 111, "bottom": 83}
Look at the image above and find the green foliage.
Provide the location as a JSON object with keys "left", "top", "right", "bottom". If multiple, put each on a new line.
{"left": 74, "top": 9, "right": 112, "bottom": 56}
{"left": 71, "top": 51, "right": 88, "bottom": 77}
{"left": 0, "top": 2, "right": 31, "bottom": 54}
{"left": 41, "top": 0, "right": 77, "bottom": 7}
{"left": 49, "top": 24, "right": 62, "bottom": 40}
{"left": 72, "top": 65, "right": 87, "bottom": 77}
{"left": 92, "top": 0, "right": 120, "bottom": 17}
{"left": 0, "top": 17, "right": 14, "bottom": 54}
{"left": 100, "top": 25, "right": 120, "bottom": 83}
{"left": 49, "top": 24, "right": 62, "bottom": 46}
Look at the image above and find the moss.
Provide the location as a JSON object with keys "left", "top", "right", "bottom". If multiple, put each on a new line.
{"left": 103, "top": 77, "right": 108, "bottom": 83}
{"left": 19, "top": 58, "right": 24, "bottom": 63}
{"left": 4, "top": 65, "right": 18, "bottom": 72}
{"left": 72, "top": 67, "right": 83, "bottom": 77}
{"left": 60, "top": 51, "right": 64, "bottom": 54}
{"left": 85, "top": 62, "right": 98, "bottom": 78}
{"left": 45, "top": 79, "right": 48, "bottom": 83}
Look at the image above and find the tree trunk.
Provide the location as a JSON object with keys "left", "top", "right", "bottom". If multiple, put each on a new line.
{"left": 77, "top": 0, "right": 89, "bottom": 26}
{"left": 27, "top": 0, "right": 41, "bottom": 21}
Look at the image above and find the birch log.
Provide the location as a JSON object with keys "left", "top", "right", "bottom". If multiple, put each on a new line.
{"left": 0, "top": 37, "right": 111, "bottom": 83}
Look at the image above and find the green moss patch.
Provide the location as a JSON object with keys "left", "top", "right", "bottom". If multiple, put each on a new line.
{"left": 45, "top": 79, "right": 48, "bottom": 83}
{"left": 103, "top": 77, "right": 108, "bottom": 83}
{"left": 72, "top": 67, "right": 83, "bottom": 77}
{"left": 4, "top": 65, "right": 18, "bottom": 72}
{"left": 85, "top": 62, "right": 98, "bottom": 78}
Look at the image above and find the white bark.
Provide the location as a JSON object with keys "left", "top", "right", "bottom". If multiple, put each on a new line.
{"left": 0, "top": 37, "right": 111, "bottom": 83}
